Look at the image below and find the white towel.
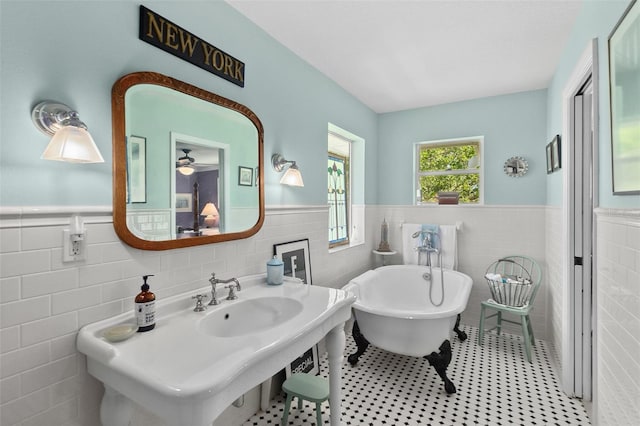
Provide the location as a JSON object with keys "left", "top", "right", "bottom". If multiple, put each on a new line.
{"left": 401, "top": 223, "right": 457, "bottom": 270}
{"left": 439, "top": 224, "right": 458, "bottom": 270}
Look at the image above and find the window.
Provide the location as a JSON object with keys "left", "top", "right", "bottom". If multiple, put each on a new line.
{"left": 415, "top": 137, "right": 482, "bottom": 204}
{"left": 328, "top": 133, "right": 350, "bottom": 247}
{"left": 328, "top": 123, "right": 364, "bottom": 250}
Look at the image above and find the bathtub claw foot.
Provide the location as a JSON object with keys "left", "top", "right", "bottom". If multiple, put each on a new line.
{"left": 425, "top": 339, "right": 456, "bottom": 394}
{"left": 453, "top": 314, "right": 467, "bottom": 342}
{"left": 348, "top": 321, "right": 370, "bottom": 365}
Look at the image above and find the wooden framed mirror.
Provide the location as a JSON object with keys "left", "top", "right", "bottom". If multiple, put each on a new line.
{"left": 112, "top": 72, "right": 264, "bottom": 250}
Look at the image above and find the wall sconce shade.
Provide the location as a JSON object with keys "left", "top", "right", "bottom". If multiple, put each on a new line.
{"left": 31, "top": 101, "right": 105, "bottom": 163}
{"left": 200, "top": 202, "right": 219, "bottom": 227}
{"left": 272, "top": 153, "right": 304, "bottom": 187}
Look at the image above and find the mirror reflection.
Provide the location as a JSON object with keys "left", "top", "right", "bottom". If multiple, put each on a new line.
{"left": 174, "top": 141, "right": 222, "bottom": 238}
{"left": 112, "top": 72, "right": 264, "bottom": 250}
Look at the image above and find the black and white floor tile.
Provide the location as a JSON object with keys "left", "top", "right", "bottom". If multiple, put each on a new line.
{"left": 243, "top": 325, "right": 591, "bottom": 426}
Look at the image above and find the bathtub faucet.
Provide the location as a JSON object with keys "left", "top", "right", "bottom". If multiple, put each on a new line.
{"left": 412, "top": 231, "right": 439, "bottom": 267}
{"left": 412, "top": 231, "right": 439, "bottom": 254}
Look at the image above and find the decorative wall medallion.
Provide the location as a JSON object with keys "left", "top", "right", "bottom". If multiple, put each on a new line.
{"left": 504, "top": 156, "right": 528, "bottom": 177}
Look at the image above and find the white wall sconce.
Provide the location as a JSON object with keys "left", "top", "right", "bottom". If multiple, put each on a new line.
{"left": 271, "top": 153, "right": 304, "bottom": 187}
{"left": 200, "top": 202, "right": 219, "bottom": 227}
{"left": 31, "top": 101, "right": 105, "bottom": 163}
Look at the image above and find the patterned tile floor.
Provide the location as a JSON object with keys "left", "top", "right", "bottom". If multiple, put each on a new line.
{"left": 243, "top": 325, "right": 591, "bottom": 426}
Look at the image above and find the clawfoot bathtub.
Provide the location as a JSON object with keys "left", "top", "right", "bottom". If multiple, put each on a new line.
{"left": 343, "top": 265, "right": 472, "bottom": 394}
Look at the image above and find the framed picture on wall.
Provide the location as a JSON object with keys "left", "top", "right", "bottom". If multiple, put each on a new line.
{"left": 274, "top": 239, "right": 312, "bottom": 285}
{"left": 175, "top": 193, "right": 192, "bottom": 212}
{"left": 608, "top": 0, "right": 640, "bottom": 194}
{"left": 127, "top": 135, "right": 147, "bottom": 203}
{"left": 238, "top": 166, "right": 253, "bottom": 186}
{"left": 551, "top": 135, "right": 561, "bottom": 171}
{"left": 546, "top": 142, "right": 553, "bottom": 174}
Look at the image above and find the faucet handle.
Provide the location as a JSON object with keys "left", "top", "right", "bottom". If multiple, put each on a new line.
{"left": 225, "top": 284, "right": 238, "bottom": 300}
{"left": 192, "top": 294, "right": 208, "bottom": 312}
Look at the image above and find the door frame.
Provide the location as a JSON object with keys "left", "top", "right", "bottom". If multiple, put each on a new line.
{"left": 170, "top": 132, "right": 230, "bottom": 235}
{"left": 561, "top": 39, "right": 599, "bottom": 401}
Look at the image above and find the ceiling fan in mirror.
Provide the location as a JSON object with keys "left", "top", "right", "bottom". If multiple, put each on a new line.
{"left": 176, "top": 148, "right": 196, "bottom": 175}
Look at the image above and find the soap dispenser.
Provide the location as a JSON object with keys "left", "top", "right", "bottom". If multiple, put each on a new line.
{"left": 266, "top": 256, "right": 284, "bottom": 285}
{"left": 135, "top": 275, "right": 156, "bottom": 332}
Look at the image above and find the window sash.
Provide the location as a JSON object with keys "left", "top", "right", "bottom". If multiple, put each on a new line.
{"left": 416, "top": 138, "right": 481, "bottom": 204}
{"left": 328, "top": 151, "right": 349, "bottom": 247}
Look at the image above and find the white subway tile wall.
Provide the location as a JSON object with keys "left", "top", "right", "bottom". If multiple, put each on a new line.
{"left": 545, "top": 206, "right": 563, "bottom": 369}
{"left": 374, "top": 205, "right": 548, "bottom": 339}
{"left": 1, "top": 206, "right": 637, "bottom": 425}
{"left": 595, "top": 209, "right": 640, "bottom": 426}
{"left": 0, "top": 207, "right": 373, "bottom": 426}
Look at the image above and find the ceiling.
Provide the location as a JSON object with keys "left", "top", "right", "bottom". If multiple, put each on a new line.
{"left": 227, "top": 0, "right": 583, "bottom": 113}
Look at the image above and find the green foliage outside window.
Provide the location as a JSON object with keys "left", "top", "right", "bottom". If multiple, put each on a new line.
{"left": 418, "top": 143, "right": 480, "bottom": 203}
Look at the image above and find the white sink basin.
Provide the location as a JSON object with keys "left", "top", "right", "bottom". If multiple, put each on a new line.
{"left": 199, "top": 297, "right": 303, "bottom": 337}
{"left": 77, "top": 274, "right": 355, "bottom": 426}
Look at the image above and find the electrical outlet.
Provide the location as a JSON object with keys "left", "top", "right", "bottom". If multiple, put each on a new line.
{"left": 63, "top": 229, "right": 86, "bottom": 262}
{"left": 71, "top": 240, "right": 81, "bottom": 256}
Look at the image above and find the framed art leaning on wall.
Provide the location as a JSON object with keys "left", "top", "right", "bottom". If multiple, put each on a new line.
{"left": 608, "top": 0, "right": 640, "bottom": 194}
{"left": 274, "top": 239, "right": 312, "bottom": 284}
{"left": 274, "top": 238, "right": 318, "bottom": 376}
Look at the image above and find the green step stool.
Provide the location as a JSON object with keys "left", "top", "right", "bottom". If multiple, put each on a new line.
{"left": 281, "top": 373, "right": 329, "bottom": 426}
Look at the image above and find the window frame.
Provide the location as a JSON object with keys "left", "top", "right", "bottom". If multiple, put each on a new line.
{"left": 414, "top": 136, "right": 484, "bottom": 205}
{"left": 328, "top": 133, "right": 351, "bottom": 248}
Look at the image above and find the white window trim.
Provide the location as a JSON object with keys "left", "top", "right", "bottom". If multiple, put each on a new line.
{"left": 328, "top": 148, "right": 350, "bottom": 247}
{"left": 328, "top": 123, "right": 365, "bottom": 251}
{"left": 413, "top": 135, "right": 485, "bottom": 205}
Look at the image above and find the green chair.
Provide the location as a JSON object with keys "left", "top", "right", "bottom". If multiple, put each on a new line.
{"left": 478, "top": 255, "right": 542, "bottom": 363}
{"left": 281, "top": 373, "right": 329, "bottom": 426}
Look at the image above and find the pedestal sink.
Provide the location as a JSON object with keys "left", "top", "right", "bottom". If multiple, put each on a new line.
{"left": 199, "top": 297, "right": 303, "bottom": 337}
{"left": 77, "top": 274, "right": 355, "bottom": 426}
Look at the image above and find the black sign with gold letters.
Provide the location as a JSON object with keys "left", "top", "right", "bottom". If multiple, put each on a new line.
{"left": 139, "top": 5, "right": 245, "bottom": 87}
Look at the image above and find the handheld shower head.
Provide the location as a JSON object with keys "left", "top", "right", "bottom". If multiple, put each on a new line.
{"left": 411, "top": 231, "right": 422, "bottom": 238}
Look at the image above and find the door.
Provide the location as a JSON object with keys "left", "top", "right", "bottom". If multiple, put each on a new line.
{"left": 571, "top": 78, "right": 594, "bottom": 400}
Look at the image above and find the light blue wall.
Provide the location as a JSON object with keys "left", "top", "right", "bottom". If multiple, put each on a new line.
{"left": 127, "top": 87, "right": 259, "bottom": 209}
{"left": 377, "top": 90, "right": 548, "bottom": 205}
{"left": 0, "top": 0, "right": 378, "bottom": 207}
{"left": 3, "top": 1, "right": 636, "bottom": 211}
{"left": 546, "top": 0, "right": 640, "bottom": 208}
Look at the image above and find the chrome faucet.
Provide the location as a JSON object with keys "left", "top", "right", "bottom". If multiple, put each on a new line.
{"left": 192, "top": 294, "right": 208, "bottom": 312}
{"left": 412, "top": 230, "right": 439, "bottom": 266}
{"left": 412, "top": 229, "right": 445, "bottom": 307}
{"left": 424, "top": 232, "right": 439, "bottom": 254}
{"left": 412, "top": 230, "right": 439, "bottom": 253}
{"left": 208, "top": 273, "right": 241, "bottom": 305}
